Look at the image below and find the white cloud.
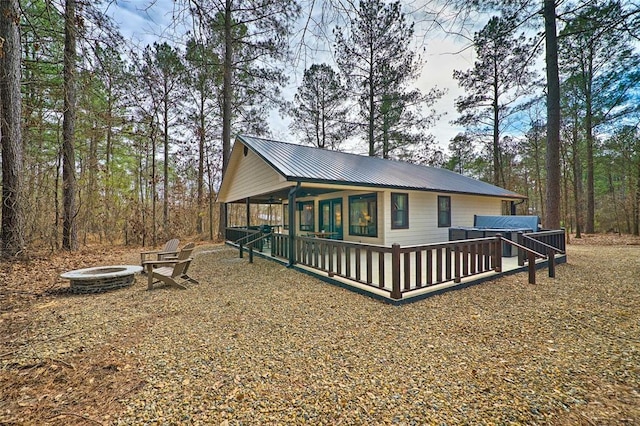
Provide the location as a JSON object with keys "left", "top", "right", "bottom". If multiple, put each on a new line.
{"left": 106, "top": 0, "right": 177, "bottom": 46}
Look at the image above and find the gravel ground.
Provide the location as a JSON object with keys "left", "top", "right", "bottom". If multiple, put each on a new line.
{"left": 1, "top": 240, "right": 639, "bottom": 425}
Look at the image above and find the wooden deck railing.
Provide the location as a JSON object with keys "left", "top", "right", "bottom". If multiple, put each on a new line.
{"left": 294, "top": 236, "right": 393, "bottom": 289}
{"left": 517, "top": 229, "right": 566, "bottom": 266}
{"left": 231, "top": 229, "right": 566, "bottom": 301}
{"left": 269, "top": 235, "right": 502, "bottom": 300}
{"left": 225, "top": 227, "right": 264, "bottom": 251}
{"left": 271, "top": 233, "right": 290, "bottom": 259}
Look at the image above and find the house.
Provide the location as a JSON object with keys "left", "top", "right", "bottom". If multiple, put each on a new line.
{"left": 217, "top": 135, "right": 564, "bottom": 302}
{"left": 217, "top": 135, "right": 527, "bottom": 246}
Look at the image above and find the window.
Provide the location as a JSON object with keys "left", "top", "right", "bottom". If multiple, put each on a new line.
{"left": 391, "top": 193, "right": 409, "bottom": 229}
{"left": 298, "top": 201, "right": 314, "bottom": 231}
{"left": 282, "top": 203, "right": 289, "bottom": 229}
{"left": 438, "top": 196, "right": 451, "bottom": 227}
{"left": 349, "top": 193, "right": 377, "bottom": 237}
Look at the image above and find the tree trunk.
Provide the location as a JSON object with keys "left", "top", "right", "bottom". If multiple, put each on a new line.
{"left": 0, "top": 0, "right": 26, "bottom": 257}
{"left": 562, "top": 144, "right": 570, "bottom": 243}
{"left": 571, "top": 120, "right": 583, "bottom": 238}
{"left": 585, "top": 55, "right": 595, "bottom": 233}
{"left": 163, "top": 81, "right": 169, "bottom": 234}
{"left": 87, "top": 121, "right": 99, "bottom": 244}
{"left": 105, "top": 80, "right": 113, "bottom": 242}
{"left": 534, "top": 132, "right": 545, "bottom": 219}
{"left": 544, "top": 0, "right": 561, "bottom": 230}
{"left": 62, "top": 0, "right": 78, "bottom": 251}
{"left": 197, "top": 89, "right": 205, "bottom": 235}
{"left": 534, "top": 131, "right": 545, "bottom": 217}
{"left": 368, "top": 44, "right": 375, "bottom": 157}
{"left": 492, "top": 62, "right": 500, "bottom": 187}
{"left": 635, "top": 160, "right": 640, "bottom": 235}
{"left": 218, "top": 0, "right": 233, "bottom": 240}
{"left": 151, "top": 117, "right": 157, "bottom": 245}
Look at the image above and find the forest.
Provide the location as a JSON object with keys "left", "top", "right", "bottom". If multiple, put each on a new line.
{"left": 0, "top": 0, "right": 639, "bottom": 257}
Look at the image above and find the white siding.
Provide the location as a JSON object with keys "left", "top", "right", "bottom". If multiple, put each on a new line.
{"left": 280, "top": 190, "right": 504, "bottom": 246}
{"left": 220, "top": 148, "right": 292, "bottom": 202}
{"left": 383, "top": 191, "right": 503, "bottom": 246}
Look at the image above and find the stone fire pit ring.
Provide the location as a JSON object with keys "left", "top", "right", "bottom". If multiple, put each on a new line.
{"left": 60, "top": 265, "right": 143, "bottom": 293}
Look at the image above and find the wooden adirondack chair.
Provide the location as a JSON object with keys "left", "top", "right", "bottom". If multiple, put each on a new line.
{"left": 144, "top": 242, "right": 199, "bottom": 290}
{"left": 140, "top": 238, "right": 180, "bottom": 267}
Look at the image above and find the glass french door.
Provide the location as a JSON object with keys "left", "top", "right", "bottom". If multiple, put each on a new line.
{"left": 319, "top": 198, "right": 343, "bottom": 239}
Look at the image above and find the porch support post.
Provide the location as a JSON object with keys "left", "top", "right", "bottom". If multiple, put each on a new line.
{"left": 246, "top": 197, "right": 251, "bottom": 228}
{"left": 224, "top": 202, "right": 229, "bottom": 234}
{"left": 287, "top": 183, "right": 301, "bottom": 267}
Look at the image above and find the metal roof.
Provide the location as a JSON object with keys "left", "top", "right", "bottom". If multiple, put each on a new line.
{"left": 237, "top": 135, "right": 526, "bottom": 199}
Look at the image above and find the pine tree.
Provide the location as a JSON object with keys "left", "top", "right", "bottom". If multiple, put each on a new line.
{"left": 453, "top": 16, "right": 538, "bottom": 187}
{"left": 334, "top": 0, "right": 442, "bottom": 159}
{"left": 62, "top": 0, "right": 78, "bottom": 250}
{"left": 0, "top": 0, "right": 25, "bottom": 257}
{"left": 184, "top": 0, "right": 300, "bottom": 238}
{"left": 290, "top": 63, "right": 351, "bottom": 150}
{"left": 184, "top": 37, "right": 222, "bottom": 236}
{"left": 559, "top": 1, "right": 640, "bottom": 233}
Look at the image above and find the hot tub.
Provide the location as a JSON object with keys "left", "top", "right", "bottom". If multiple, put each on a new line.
{"left": 448, "top": 216, "right": 540, "bottom": 257}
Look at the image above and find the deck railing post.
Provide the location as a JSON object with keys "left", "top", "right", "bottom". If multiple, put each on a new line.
{"left": 239, "top": 242, "right": 243, "bottom": 258}
{"left": 517, "top": 232, "right": 525, "bottom": 266}
{"left": 454, "top": 246, "right": 461, "bottom": 283}
{"left": 249, "top": 244, "right": 254, "bottom": 263}
{"left": 528, "top": 252, "right": 536, "bottom": 284}
{"left": 494, "top": 234, "right": 502, "bottom": 272}
{"left": 547, "top": 247, "right": 555, "bottom": 278}
{"left": 271, "top": 234, "right": 276, "bottom": 257}
{"left": 391, "top": 243, "right": 401, "bottom": 300}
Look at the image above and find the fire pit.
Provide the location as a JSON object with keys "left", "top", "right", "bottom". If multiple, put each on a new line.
{"left": 60, "top": 265, "right": 143, "bottom": 293}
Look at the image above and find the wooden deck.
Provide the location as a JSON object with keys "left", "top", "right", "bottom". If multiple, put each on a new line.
{"left": 229, "top": 230, "right": 567, "bottom": 303}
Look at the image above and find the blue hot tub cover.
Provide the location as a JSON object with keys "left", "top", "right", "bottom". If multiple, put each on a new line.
{"left": 473, "top": 215, "right": 540, "bottom": 232}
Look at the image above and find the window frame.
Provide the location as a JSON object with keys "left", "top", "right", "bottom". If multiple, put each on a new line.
{"left": 298, "top": 201, "right": 314, "bottom": 232}
{"left": 437, "top": 195, "right": 451, "bottom": 228}
{"left": 348, "top": 193, "right": 378, "bottom": 237}
{"left": 391, "top": 192, "right": 409, "bottom": 229}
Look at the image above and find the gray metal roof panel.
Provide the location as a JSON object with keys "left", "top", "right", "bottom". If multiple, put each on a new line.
{"left": 237, "top": 135, "right": 525, "bottom": 199}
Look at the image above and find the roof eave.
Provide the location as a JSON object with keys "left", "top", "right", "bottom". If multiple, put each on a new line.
{"left": 282, "top": 176, "right": 526, "bottom": 200}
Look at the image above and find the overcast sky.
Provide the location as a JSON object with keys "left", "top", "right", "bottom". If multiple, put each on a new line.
{"left": 106, "top": 0, "right": 476, "bottom": 152}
